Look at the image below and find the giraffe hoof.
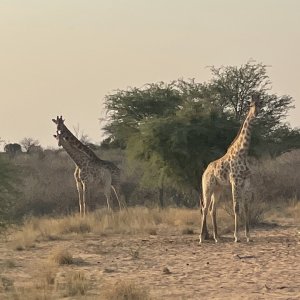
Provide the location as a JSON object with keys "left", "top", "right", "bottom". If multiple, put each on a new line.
{"left": 234, "top": 239, "right": 241, "bottom": 243}
{"left": 246, "top": 238, "right": 253, "bottom": 243}
{"left": 199, "top": 236, "right": 204, "bottom": 244}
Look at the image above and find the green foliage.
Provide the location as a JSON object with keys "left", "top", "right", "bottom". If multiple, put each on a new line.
{"left": 103, "top": 60, "right": 300, "bottom": 193}
{"left": 127, "top": 106, "right": 238, "bottom": 190}
{"left": 103, "top": 82, "right": 183, "bottom": 148}
{"left": 205, "top": 61, "right": 294, "bottom": 137}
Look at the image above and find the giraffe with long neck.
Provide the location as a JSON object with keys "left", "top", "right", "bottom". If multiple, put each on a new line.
{"left": 52, "top": 116, "right": 125, "bottom": 216}
{"left": 199, "top": 94, "right": 260, "bottom": 243}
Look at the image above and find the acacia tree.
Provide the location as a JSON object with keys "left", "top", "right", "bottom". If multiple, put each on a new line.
{"left": 127, "top": 102, "right": 239, "bottom": 190}
{"left": 20, "top": 137, "right": 40, "bottom": 153}
{"left": 103, "top": 82, "right": 183, "bottom": 148}
{"left": 102, "top": 61, "right": 300, "bottom": 205}
{"left": 205, "top": 61, "right": 295, "bottom": 137}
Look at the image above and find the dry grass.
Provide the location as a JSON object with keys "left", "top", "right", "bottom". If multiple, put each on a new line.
{"left": 1, "top": 259, "right": 17, "bottom": 269}
{"left": 10, "top": 227, "right": 37, "bottom": 251}
{"left": 1, "top": 204, "right": 299, "bottom": 299}
{"left": 10, "top": 204, "right": 288, "bottom": 250}
{"left": 103, "top": 279, "right": 151, "bottom": 300}
{"left": 265, "top": 198, "right": 300, "bottom": 225}
{"left": 1, "top": 263, "right": 90, "bottom": 299}
{"left": 9, "top": 207, "right": 202, "bottom": 248}
{"left": 60, "top": 271, "right": 89, "bottom": 297}
{"left": 50, "top": 248, "right": 73, "bottom": 265}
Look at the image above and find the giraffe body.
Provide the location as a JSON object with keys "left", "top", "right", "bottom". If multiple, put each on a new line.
{"left": 53, "top": 116, "right": 125, "bottom": 216}
{"left": 200, "top": 94, "right": 260, "bottom": 243}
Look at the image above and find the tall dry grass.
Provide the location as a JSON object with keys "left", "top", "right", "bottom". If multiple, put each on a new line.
{"left": 9, "top": 206, "right": 249, "bottom": 250}
{"left": 103, "top": 279, "right": 151, "bottom": 300}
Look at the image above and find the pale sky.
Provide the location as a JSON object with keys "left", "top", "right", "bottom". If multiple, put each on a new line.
{"left": 0, "top": 0, "right": 299, "bottom": 149}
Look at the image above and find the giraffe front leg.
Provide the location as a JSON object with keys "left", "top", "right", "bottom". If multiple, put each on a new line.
{"left": 74, "top": 168, "right": 84, "bottom": 217}
{"left": 243, "top": 187, "right": 253, "bottom": 242}
{"left": 244, "top": 200, "right": 250, "bottom": 242}
{"left": 231, "top": 182, "right": 242, "bottom": 243}
{"left": 77, "top": 183, "right": 84, "bottom": 217}
{"left": 210, "top": 193, "right": 219, "bottom": 243}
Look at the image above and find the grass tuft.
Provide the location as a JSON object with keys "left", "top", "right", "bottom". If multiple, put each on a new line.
{"left": 104, "top": 279, "right": 151, "bottom": 300}
{"left": 50, "top": 248, "right": 73, "bottom": 265}
{"left": 61, "top": 271, "right": 89, "bottom": 297}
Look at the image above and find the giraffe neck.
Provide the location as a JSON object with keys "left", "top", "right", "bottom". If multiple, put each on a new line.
{"left": 61, "top": 123, "right": 101, "bottom": 161}
{"left": 57, "top": 135, "right": 88, "bottom": 167}
{"left": 228, "top": 110, "right": 256, "bottom": 156}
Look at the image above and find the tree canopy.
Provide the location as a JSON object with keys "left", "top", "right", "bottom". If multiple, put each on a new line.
{"left": 103, "top": 61, "right": 300, "bottom": 192}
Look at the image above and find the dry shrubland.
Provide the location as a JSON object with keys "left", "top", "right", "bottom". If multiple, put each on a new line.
{"left": 253, "top": 150, "right": 300, "bottom": 202}
{"left": 0, "top": 149, "right": 299, "bottom": 300}
{"left": 1, "top": 148, "right": 299, "bottom": 228}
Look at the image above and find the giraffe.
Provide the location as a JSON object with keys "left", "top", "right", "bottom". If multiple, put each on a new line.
{"left": 199, "top": 94, "right": 261, "bottom": 243}
{"left": 52, "top": 116, "right": 125, "bottom": 216}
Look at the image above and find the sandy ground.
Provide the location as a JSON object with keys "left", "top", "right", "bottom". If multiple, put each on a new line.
{"left": 0, "top": 223, "right": 299, "bottom": 299}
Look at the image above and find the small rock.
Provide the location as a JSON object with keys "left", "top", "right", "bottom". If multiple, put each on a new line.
{"left": 163, "top": 267, "right": 171, "bottom": 274}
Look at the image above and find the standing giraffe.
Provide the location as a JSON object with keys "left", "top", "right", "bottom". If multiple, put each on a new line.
{"left": 52, "top": 116, "right": 125, "bottom": 216}
{"left": 199, "top": 94, "right": 261, "bottom": 243}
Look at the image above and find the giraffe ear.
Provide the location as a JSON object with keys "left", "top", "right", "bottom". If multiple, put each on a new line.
{"left": 53, "top": 134, "right": 57, "bottom": 138}
{"left": 52, "top": 118, "right": 57, "bottom": 124}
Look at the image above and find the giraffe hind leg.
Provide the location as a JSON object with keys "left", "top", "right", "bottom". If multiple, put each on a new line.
{"left": 111, "top": 185, "right": 127, "bottom": 210}
{"left": 199, "top": 189, "right": 213, "bottom": 244}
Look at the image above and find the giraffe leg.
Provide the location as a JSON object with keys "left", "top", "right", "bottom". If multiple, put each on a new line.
{"left": 199, "top": 194, "right": 209, "bottom": 240}
{"left": 104, "top": 183, "right": 112, "bottom": 211}
{"left": 199, "top": 189, "right": 213, "bottom": 244}
{"left": 243, "top": 180, "right": 253, "bottom": 242}
{"left": 111, "top": 185, "right": 123, "bottom": 211}
{"left": 210, "top": 192, "right": 219, "bottom": 243}
{"left": 231, "top": 181, "right": 242, "bottom": 243}
{"left": 82, "top": 182, "right": 89, "bottom": 217}
{"left": 74, "top": 168, "right": 84, "bottom": 217}
{"left": 244, "top": 199, "right": 250, "bottom": 242}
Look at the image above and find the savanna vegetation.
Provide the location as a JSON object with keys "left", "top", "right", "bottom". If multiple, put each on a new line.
{"left": 0, "top": 61, "right": 299, "bottom": 223}
{"left": 0, "top": 61, "right": 299, "bottom": 299}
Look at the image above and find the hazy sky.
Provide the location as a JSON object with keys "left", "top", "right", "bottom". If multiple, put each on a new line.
{"left": 1, "top": 0, "right": 299, "bottom": 149}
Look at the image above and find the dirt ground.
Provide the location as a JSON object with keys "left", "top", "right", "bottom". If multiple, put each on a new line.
{"left": 0, "top": 221, "right": 299, "bottom": 299}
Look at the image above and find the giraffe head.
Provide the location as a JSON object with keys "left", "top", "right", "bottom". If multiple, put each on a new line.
{"left": 52, "top": 116, "right": 65, "bottom": 134}
{"left": 53, "top": 131, "right": 62, "bottom": 147}
{"left": 249, "top": 93, "right": 261, "bottom": 116}
{"left": 52, "top": 116, "right": 70, "bottom": 146}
